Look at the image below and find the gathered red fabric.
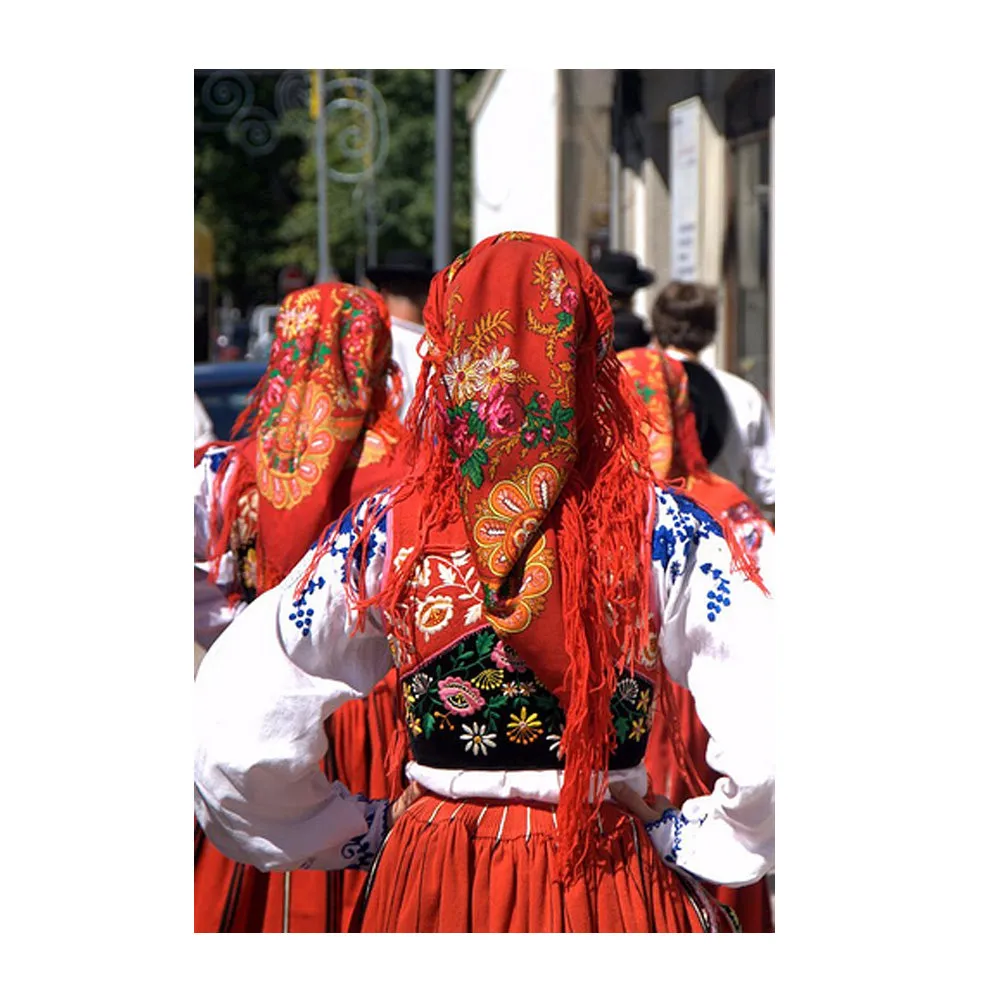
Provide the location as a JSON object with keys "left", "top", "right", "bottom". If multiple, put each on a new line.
{"left": 359, "top": 793, "right": 737, "bottom": 932}
{"left": 335, "top": 234, "right": 658, "bottom": 882}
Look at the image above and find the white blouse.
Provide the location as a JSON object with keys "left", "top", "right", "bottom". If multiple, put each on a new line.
{"left": 389, "top": 317, "right": 425, "bottom": 419}
{"left": 193, "top": 445, "right": 246, "bottom": 650}
{"left": 194, "top": 487, "right": 775, "bottom": 887}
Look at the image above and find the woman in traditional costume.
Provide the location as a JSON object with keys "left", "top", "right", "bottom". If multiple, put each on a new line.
{"left": 194, "top": 234, "right": 774, "bottom": 932}
{"left": 193, "top": 281, "right": 408, "bottom": 932}
{"left": 617, "top": 341, "right": 775, "bottom": 931}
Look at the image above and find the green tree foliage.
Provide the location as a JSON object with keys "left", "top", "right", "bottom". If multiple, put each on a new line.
{"left": 195, "top": 70, "right": 479, "bottom": 312}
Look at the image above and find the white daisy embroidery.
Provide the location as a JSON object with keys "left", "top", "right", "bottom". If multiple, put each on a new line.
{"left": 460, "top": 722, "right": 497, "bottom": 757}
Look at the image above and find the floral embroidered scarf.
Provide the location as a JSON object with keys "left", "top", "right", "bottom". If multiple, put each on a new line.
{"left": 617, "top": 344, "right": 708, "bottom": 482}
{"left": 348, "top": 233, "right": 656, "bottom": 878}
{"left": 206, "top": 282, "right": 405, "bottom": 594}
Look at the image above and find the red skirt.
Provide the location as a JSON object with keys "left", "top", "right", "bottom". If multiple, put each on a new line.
{"left": 647, "top": 683, "right": 774, "bottom": 933}
{"left": 194, "top": 672, "right": 400, "bottom": 933}
{"left": 358, "top": 793, "right": 737, "bottom": 933}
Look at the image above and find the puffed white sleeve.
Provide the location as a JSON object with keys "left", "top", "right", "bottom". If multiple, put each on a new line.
{"left": 648, "top": 487, "right": 775, "bottom": 887}
{"left": 747, "top": 391, "right": 776, "bottom": 509}
{"left": 194, "top": 495, "right": 395, "bottom": 873}
{"left": 194, "top": 445, "right": 246, "bottom": 649}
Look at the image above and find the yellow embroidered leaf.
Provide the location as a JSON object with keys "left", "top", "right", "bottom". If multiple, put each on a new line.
{"left": 530, "top": 251, "right": 555, "bottom": 291}
{"left": 526, "top": 308, "right": 557, "bottom": 337}
{"left": 470, "top": 309, "right": 514, "bottom": 352}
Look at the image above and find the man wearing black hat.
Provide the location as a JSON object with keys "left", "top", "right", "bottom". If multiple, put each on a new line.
{"left": 593, "top": 250, "right": 656, "bottom": 353}
{"left": 366, "top": 249, "right": 437, "bottom": 417}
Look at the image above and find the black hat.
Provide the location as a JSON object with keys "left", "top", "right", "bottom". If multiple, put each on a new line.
{"left": 593, "top": 251, "right": 655, "bottom": 297}
{"left": 366, "top": 248, "right": 437, "bottom": 287}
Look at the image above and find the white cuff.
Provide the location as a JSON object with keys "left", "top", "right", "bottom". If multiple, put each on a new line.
{"left": 645, "top": 807, "right": 703, "bottom": 865}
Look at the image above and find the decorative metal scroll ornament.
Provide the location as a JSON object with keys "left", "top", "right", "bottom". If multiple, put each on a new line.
{"left": 197, "top": 70, "right": 389, "bottom": 176}
{"left": 322, "top": 75, "right": 389, "bottom": 184}
{"left": 199, "top": 69, "right": 282, "bottom": 156}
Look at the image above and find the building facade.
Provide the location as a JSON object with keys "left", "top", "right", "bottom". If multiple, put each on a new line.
{"left": 469, "top": 69, "right": 775, "bottom": 410}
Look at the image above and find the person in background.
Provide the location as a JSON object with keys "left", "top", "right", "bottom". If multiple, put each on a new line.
{"left": 651, "top": 282, "right": 775, "bottom": 517}
{"left": 194, "top": 232, "right": 774, "bottom": 933}
{"left": 193, "top": 281, "right": 410, "bottom": 932}
{"left": 617, "top": 339, "right": 775, "bottom": 932}
{"left": 366, "top": 248, "right": 436, "bottom": 417}
{"left": 593, "top": 250, "right": 656, "bottom": 353}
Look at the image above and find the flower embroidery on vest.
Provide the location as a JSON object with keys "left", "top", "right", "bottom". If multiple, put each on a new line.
{"left": 460, "top": 722, "right": 497, "bottom": 757}
{"left": 400, "top": 626, "right": 656, "bottom": 771}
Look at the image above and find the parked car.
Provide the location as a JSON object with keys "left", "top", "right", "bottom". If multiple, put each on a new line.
{"left": 247, "top": 305, "right": 280, "bottom": 361}
{"left": 194, "top": 360, "right": 267, "bottom": 440}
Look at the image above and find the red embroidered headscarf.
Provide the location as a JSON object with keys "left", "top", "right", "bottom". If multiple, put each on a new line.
{"left": 351, "top": 233, "right": 656, "bottom": 878}
{"left": 618, "top": 344, "right": 768, "bottom": 598}
{"left": 205, "top": 282, "right": 404, "bottom": 593}
{"left": 617, "top": 344, "right": 708, "bottom": 481}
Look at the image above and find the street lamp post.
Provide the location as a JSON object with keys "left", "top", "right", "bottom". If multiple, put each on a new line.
{"left": 434, "top": 69, "right": 453, "bottom": 270}
{"left": 315, "top": 69, "right": 332, "bottom": 282}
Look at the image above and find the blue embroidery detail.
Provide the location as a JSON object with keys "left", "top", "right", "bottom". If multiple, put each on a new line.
{"left": 341, "top": 796, "right": 388, "bottom": 871}
{"left": 699, "top": 562, "right": 732, "bottom": 622}
{"left": 207, "top": 449, "right": 228, "bottom": 473}
{"left": 646, "top": 807, "right": 705, "bottom": 863}
{"left": 651, "top": 487, "right": 724, "bottom": 585}
{"left": 295, "top": 491, "right": 391, "bottom": 618}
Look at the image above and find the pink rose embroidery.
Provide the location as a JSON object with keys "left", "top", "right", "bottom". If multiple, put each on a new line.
{"left": 262, "top": 377, "right": 285, "bottom": 411}
{"left": 561, "top": 286, "right": 579, "bottom": 312}
{"left": 449, "top": 415, "right": 479, "bottom": 460}
{"left": 480, "top": 384, "right": 526, "bottom": 437}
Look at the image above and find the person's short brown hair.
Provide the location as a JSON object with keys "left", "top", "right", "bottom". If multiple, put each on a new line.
{"left": 651, "top": 282, "right": 718, "bottom": 353}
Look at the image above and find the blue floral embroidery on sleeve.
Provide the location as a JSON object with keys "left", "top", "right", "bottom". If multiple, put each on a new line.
{"left": 651, "top": 523, "right": 676, "bottom": 569}
{"left": 699, "top": 562, "right": 732, "bottom": 622}
{"left": 291, "top": 492, "right": 390, "bottom": 634}
{"left": 207, "top": 447, "right": 230, "bottom": 473}
{"left": 651, "top": 487, "right": 724, "bottom": 585}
